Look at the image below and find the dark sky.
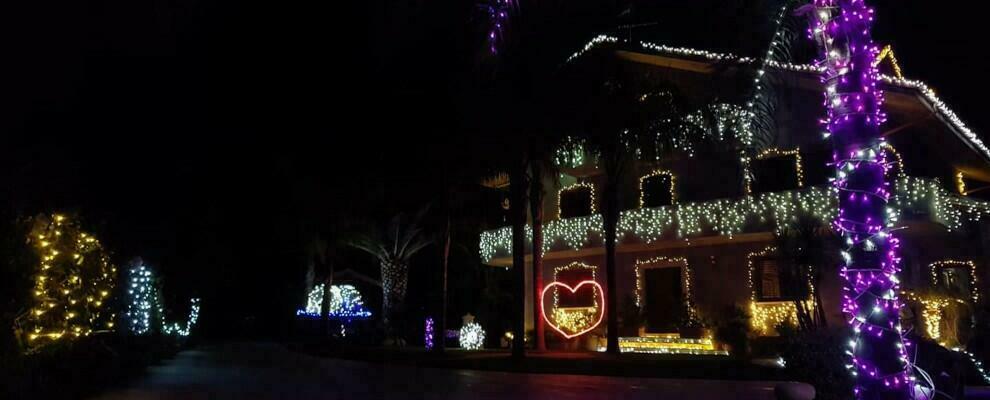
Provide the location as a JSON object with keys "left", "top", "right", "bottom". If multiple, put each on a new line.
{"left": 1, "top": 0, "right": 985, "bottom": 337}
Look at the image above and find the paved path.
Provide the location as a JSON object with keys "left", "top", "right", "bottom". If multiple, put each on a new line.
{"left": 91, "top": 342, "right": 779, "bottom": 400}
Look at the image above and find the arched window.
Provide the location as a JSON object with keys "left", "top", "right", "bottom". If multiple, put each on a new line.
{"left": 639, "top": 170, "right": 676, "bottom": 208}
{"left": 558, "top": 183, "right": 595, "bottom": 219}
{"left": 747, "top": 148, "right": 803, "bottom": 194}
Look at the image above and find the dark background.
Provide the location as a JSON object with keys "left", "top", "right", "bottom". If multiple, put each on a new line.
{"left": 1, "top": 0, "right": 983, "bottom": 339}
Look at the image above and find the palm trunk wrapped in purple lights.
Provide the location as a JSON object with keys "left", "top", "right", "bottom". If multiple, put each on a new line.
{"left": 808, "top": 1, "right": 913, "bottom": 399}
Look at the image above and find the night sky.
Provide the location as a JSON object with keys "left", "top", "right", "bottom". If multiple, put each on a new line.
{"left": 1, "top": 0, "right": 985, "bottom": 338}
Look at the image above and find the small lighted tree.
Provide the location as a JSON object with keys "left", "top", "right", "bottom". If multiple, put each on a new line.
{"left": 16, "top": 214, "right": 116, "bottom": 350}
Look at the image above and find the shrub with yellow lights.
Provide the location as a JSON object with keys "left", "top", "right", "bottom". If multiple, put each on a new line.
{"left": 17, "top": 214, "right": 116, "bottom": 349}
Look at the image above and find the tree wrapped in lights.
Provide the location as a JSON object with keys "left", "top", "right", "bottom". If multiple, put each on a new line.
{"left": 349, "top": 210, "right": 430, "bottom": 336}
{"left": 125, "top": 263, "right": 162, "bottom": 335}
{"left": 807, "top": 1, "right": 913, "bottom": 398}
{"left": 16, "top": 214, "right": 116, "bottom": 350}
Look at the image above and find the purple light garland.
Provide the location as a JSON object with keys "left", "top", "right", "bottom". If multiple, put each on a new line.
{"left": 482, "top": 0, "right": 513, "bottom": 54}
{"left": 425, "top": 317, "right": 435, "bottom": 350}
{"left": 808, "top": 1, "right": 913, "bottom": 398}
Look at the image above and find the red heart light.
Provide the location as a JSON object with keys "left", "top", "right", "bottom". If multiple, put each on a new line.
{"left": 540, "top": 280, "right": 605, "bottom": 339}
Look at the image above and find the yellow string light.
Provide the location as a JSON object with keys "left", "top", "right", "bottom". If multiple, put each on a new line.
{"left": 874, "top": 45, "right": 905, "bottom": 80}
{"left": 633, "top": 256, "right": 696, "bottom": 322}
{"left": 639, "top": 169, "right": 677, "bottom": 208}
{"left": 956, "top": 171, "right": 967, "bottom": 196}
{"left": 557, "top": 182, "right": 596, "bottom": 219}
{"left": 746, "top": 246, "right": 815, "bottom": 335}
{"left": 744, "top": 148, "right": 804, "bottom": 195}
{"left": 929, "top": 260, "right": 980, "bottom": 303}
{"left": 549, "top": 262, "right": 600, "bottom": 335}
{"left": 21, "top": 214, "right": 116, "bottom": 350}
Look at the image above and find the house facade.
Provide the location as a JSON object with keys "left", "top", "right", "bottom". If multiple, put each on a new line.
{"left": 478, "top": 36, "right": 990, "bottom": 354}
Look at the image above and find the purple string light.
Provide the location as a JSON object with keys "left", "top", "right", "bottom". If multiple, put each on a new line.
{"left": 425, "top": 317, "right": 435, "bottom": 350}
{"left": 483, "top": 0, "right": 514, "bottom": 54}
{"left": 809, "top": 1, "right": 913, "bottom": 398}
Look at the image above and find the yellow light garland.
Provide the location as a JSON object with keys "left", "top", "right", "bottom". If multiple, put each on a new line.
{"left": 549, "top": 262, "right": 600, "bottom": 335}
{"left": 873, "top": 45, "right": 904, "bottom": 80}
{"left": 557, "top": 182, "right": 597, "bottom": 219}
{"left": 929, "top": 260, "right": 980, "bottom": 303}
{"left": 956, "top": 171, "right": 967, "bottom": 196}
{"left": 746, "top": 246, "right": 815, "bottom": 335}
{"left": 633, "top": 256, "right": 697, "bottom": 323}
{"left": 744, "top": 148, "right": 804, "bottom": 195}
{"left": 639, "top": 169, "right": 677, "bottom": 208}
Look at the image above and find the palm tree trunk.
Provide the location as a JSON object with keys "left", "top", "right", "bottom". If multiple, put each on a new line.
{"left": 529, "top": 163, "right": 546, "bottom": 351}
{"left": 381, "top": 260, "right": 408, "bottom": 338}
{"left": 603, "top": 176, "right": 620, "bottom": 354}
{"left": 438, "top": 214, "right": 451, "bottom": 353}
{"left": 809, "top": 2, "right": 909, "bottom": 398}
{"left": 509, "top": 164, "right": 528, "bottom": 358}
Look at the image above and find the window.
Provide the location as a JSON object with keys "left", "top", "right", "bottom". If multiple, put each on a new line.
{"left": 553, "top": 262, "right": 598, "bottom": 308}
{"left": 930, "top": 260, "right": 978, "bottom": 302}
{"left": 639, "top": 170, "right": 676, "bottom": 208}
{"left": 749, "top": 148, "right": 803, "bottom": 194}
{"left": 759, "top": 260, "right": 781, "bottom": 299}
{"left": 755, "top": 257, "right": 806, "bottom": 301}
{"left": 558, "top": 183, "right": 595, "bottom": 219}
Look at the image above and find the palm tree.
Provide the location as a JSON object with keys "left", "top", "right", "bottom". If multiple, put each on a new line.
{"left": 556, "top": 57, "right": 697, "bottom": 353}
{"left": 349, "top": 208, "right": 433, "bottom": 340}
{"left": 805, "top": 1, "right": 910, "bottom": 397}
{"left": 775, "top": 215, "right": 834, "bottom": 331}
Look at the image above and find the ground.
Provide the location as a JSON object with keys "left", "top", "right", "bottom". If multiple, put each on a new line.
{"left": 89, "top": 342, "right": 782, "bottom": 400}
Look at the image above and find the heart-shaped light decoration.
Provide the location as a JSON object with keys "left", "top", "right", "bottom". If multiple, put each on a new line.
{"left": 540, "top": 280, "right": 605, "bottom": 339}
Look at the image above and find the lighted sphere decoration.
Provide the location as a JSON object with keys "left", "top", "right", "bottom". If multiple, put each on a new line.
{"left": 458, "top": 322, "right": 485, "bottom": 350}
{"left": 22, "top": 213, "right": 117, "bottom": 348}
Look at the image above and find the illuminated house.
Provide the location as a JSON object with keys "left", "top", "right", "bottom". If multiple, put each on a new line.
{"left": 478, "top": 36, "right": 990, "bottom": 354}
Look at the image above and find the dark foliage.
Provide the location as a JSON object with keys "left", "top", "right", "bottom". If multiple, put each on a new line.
{"left": 778, "top": 328, "right": 854, "bottom": 400}
{"left": 712, "top": 305, "right": 751, "bottom": 357}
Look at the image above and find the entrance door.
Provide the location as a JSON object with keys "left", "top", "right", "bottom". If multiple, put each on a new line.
{"left": 644, "top": 267, "right": 684, "bottom": 333}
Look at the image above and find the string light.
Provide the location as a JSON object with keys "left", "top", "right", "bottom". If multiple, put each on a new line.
{"left": 744, "top": 148, "right": 804, "bottom": 195}
{"left": 929, "top": 260, "right": 980, "bottom": 304}
{"left": 540, "top": 280, "right": 605, "bottom": 339}
{"left": 810, "top": 2, "right": 915, "bottom": 396}
{"left": 874, "top": 45, "right": 904, "bottom": 80}
{"left": 162, "top": 298, "right": 200, "bottom": 337}
{"left": 23, "top": 214, "right": 116, "bottom": 349}
{"left": 599, "top": 336, "right": 727, "bottom": 355}
{"left": 745, "top": 246, "right": 815, "bottom": 335}
{"left": 633, "top": 256, "right": 697, "bottom": 323}
{"left": 125, "top": 265, "right": 160, "bottom": 335}
{"left": 480, "top": 177, "right": 989, "bottom": 262}
{"left": 557, "top": 182, "right": 596, "bottom": 219}
{"left": 459, "top": 322, "right": 485, "bottom": 350}
{"left": 565, "top": 36, "right": 990, "bottom": 163}
{"left": 639, "top": 169, "right": 676, "bottom": 207}
{"left": 950, "top": 347, "right": 990, "bottom": 385}
{"left": 425, "top": 317, "right": 435, "bottom": 350}
{"left": 955, "top": 171, "right": 967, "bottom": 196}
{"left": 295, "top": 284, "right": 372, "bottom": 319}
